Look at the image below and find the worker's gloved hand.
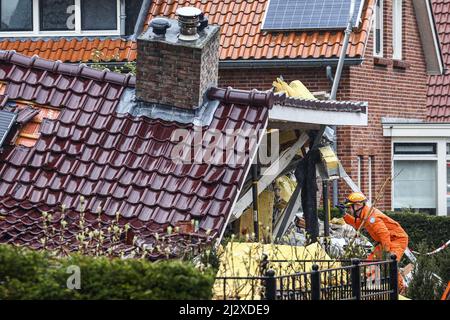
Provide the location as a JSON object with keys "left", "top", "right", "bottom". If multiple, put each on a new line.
{"left": 336, "top": 203, "right": 347, "bottom": 215}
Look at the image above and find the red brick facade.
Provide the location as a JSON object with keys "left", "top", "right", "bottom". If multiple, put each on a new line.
{"left": 218, "top": 0, "right": 429, "bottom": 211}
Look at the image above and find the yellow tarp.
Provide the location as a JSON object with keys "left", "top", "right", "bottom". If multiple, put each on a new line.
{"left": 213, "top": 242, "right": 341, "bottom": 300}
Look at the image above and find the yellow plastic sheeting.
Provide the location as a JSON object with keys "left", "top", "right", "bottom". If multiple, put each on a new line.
{"left": 238, "top": 190, "right": 274, "bottom": 242}
{"left": 399, "top": 295, "right": 411, "bottom": 300}
{"left": 273, "top": 78, "right": 317, "bottom": 100}
{"left": 213, "top": 242, "right": 341, "bottom": 300}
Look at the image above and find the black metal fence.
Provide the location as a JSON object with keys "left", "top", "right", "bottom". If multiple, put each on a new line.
{"left": 215, "top": 255, "right": 398, "bottom": 300}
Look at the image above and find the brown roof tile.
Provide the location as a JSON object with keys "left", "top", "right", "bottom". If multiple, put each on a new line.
{"left": 0, "top": 51, "right": 271, "bottom": 257}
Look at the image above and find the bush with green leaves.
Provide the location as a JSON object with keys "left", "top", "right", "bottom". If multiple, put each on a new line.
{"left": 386, "top": 211, "right": 450, "bottom": 250}
{"left": 0, "top": 244, "right": 215, "bottom": 300}
{"left": 406, "top": 243, "right": 449, "bottom": 300}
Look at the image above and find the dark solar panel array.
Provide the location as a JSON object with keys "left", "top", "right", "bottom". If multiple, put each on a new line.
{"left": 262, "top": 0, "right": 364, "bottom": 31}
{"left": 0, "top": 110, "right": 16, "bottom": 147}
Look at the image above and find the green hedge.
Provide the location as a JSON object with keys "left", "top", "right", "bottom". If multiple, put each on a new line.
{"left": 0, "top": 244, "right": 214, "bottom": 300}
{"left": 386, "top": 212, "right": 450, "bottom": 250}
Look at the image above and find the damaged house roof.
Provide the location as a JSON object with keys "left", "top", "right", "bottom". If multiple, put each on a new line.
{"left": 0, "top": 51, "right": 271, "bottom": 258}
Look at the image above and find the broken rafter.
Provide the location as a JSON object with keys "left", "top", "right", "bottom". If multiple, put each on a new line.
{"left": 231, "top": 132, "right": 309, "bottom": 221}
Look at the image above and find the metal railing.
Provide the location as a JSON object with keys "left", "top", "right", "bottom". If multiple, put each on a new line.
{"left": 215, "top": 255, "right": 398, "bottom": 300}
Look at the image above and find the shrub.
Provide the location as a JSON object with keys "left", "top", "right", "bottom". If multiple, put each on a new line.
{"left": 406, "top": 243, "right": 448, "bottom": 300}
{"left": 386, "top": 212, "right": 450, "bottom": 250}
{"left": 0, "top": 244, "right": 215, "bottom": 300}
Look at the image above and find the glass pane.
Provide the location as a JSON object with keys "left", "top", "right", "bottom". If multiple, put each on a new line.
{"left": 447, "top": 198, "right": 450, "bottom": 216}
{"left": 81, "top": 0, "right": 117, "bottom": 30}
{"left": 394, "top": 143, "right": 436, "bottom": 155}
{"left": 447, "top": 143, "right": 450, "bottom": 155}
{"left": 447, "top": 161, "right": 450, "bottom": 194}
{"left": 0, "top": 0, "right": 32, "bottom": 31}
{"left": 40, "top": 0, "right": 75, "bottom": 31}
{"left": 375, "top": 0, "right": 382, "bottom": 55}
{"left": 394, "top": 160, "right": 437, "bottom": 210}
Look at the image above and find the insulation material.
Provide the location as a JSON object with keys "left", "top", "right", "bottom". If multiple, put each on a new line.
{"left": 273, "top": 78, "right": 317, "bottom": 100}
{"left": 318, "top": 145, "right": 340, "bottom": 179}
{"left": 274, "top": 175, "right": 297, "bottom": 212}
{"left": 213, "top": 242, "right": 340, "bottom": 300}
{"left": 237, "top": 190, "right": 274, "bottom": 242}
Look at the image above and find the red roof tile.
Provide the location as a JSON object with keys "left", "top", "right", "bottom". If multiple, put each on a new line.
{"left": 0, "top": 38, "right": 137, "bottom": 63}
{"left": 0, "top": 0, "right": 375, "bottom": 63}
{"left": 427, "top": 0, "right": 450, "bottom": 122}
{"left": 0, "top": 51, "right": 271, "bottom": 257}
{"left": 147, "top": 0, "right": 375, "bottom": 61}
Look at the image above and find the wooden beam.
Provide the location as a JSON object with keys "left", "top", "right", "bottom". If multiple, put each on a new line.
{"left": 231, "top": 132, "right": 309, "bottom": 221}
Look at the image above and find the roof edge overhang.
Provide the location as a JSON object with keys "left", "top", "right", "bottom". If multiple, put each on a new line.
{"left": 219, "top": 57, "right": 364, "bottom": 69}
{"left": 383, "top": 120, "right": 450, "bottom": 138}
{"left": 270, "top": 103, "right": 368, "bottom": 126}
{"left": 413, "top": 0, "right": 445, "bottom": 75}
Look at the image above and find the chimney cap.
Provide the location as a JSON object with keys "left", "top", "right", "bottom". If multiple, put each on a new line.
{"left": 150, "top": 18, "right": 171, "bottom": 35}
{"left": 176, "top": 7, "right": 202, "bottom": 18}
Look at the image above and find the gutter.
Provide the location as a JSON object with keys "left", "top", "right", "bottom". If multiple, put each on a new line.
{"left": 132, "top": 0, "right": 153, "bottom": 40}
{"left": 219, "top": 57, "right": 364, "bottom": 69}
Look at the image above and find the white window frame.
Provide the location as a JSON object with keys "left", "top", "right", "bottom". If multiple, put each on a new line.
{"left": 391, "top": 139, "right": 443, "bottom": 215}
{"left": 373, "top": 0, "right": 384, "bottom": 57}
{"left": 446, "top": 143, "right": 450, "bottom": 215}
{"left": 0, "top": 0, "right": 121, "bottom": 37}
{"left": 392, "top": 0, "right": 403, "bottom": 60}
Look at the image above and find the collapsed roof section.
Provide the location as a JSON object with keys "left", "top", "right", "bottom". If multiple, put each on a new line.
{"left": 0, "top": 51, "right": 271, "bottom": 258}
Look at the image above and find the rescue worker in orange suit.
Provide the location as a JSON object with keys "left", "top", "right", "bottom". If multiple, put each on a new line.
{"left": 341, "top": 192, "right": 408, "bottom": 293}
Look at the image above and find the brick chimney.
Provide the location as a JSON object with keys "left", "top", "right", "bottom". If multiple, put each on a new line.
{"left": 136, "top": 7, "right": 220, "bottom": 110}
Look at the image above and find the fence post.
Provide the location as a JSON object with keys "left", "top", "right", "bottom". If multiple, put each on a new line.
{"left": 390, "top": 254, "right": 399, "bottom": 300}
{"left": 264, "top": 269, "right": 276, "bottom": 300}
{"left": 351, "top": 258, "right": 361, "bottom": 300}
{"left": 311, "top": 264, "right": 321, "bottom": 300}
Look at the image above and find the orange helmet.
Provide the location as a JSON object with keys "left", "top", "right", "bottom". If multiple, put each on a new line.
{"left": 344, "top": 192, "right": 367, "bottom": 206}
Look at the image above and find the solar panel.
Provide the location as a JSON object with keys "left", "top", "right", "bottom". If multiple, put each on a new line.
{"left": 262, "top": 0, "right": 364, "bottom": 31}
{"left": 0, "top": 110, "right": 17, "bottom": 148}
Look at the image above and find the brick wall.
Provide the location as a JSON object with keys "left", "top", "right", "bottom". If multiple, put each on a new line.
{"left": 218, "top": 0, "right": 428, "bottom": 211}
{"left": 341, "top": 0, "right": 428, "bottom": 209}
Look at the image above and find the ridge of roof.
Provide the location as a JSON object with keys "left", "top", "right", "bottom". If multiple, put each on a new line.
{"left": 273, "top": 93, "right": 368, "bottom": 113}
{"left": 207, "top": 87, "right": 274, "bottom": 109}
{"left": 0, "top": 50, "right": 136, "bottom": 88}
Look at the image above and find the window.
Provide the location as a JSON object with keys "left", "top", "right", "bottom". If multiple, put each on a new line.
{"left": 357, "top": 156, "right": 363, "bottom": 189}
{"left": 394, "top": 143, "right": 437, "bottom": 155}
{"left": 374, "top": 0, "right": 384, "bottom": 57}
{"left": 81, "top": 0, "right": 117, "bottom": 31}
{"left": 368, "top": 156, "right": 374, "bottom": 202}
{"left": 447, "top": 160, "right": 450, "bottom": 214}
{"left": 40, "top": 0, "right": 74, "bottom": 31}
{"left": 0, "top": 0, "right": 121, "bottom": 36}
{"left": 394, "top": 160, "right": 437, "bottom": 215}
{"left": 392, "top": 0, "right": 402, "bottom": 59}
{"left": 447, "top": 143, "right": 450, "bottom": 215}
{"left": 0, "top": 0, "right": 33, "bottom": 31}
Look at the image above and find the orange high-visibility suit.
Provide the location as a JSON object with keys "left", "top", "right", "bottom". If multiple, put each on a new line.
{"left": 344, "top": 205, "right": 408, "bottom": 292}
